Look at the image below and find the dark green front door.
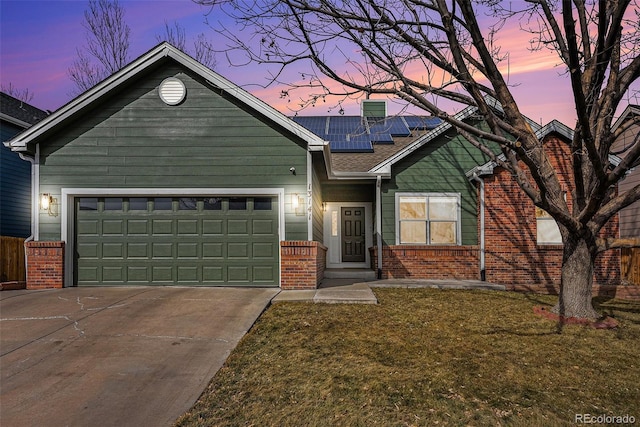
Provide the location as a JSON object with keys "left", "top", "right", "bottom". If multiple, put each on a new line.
{"left": 341, "top": 206, "right": 365, "bottom": 263}
{"left": 75, "top": 196, "right": 279, "bottom": 286}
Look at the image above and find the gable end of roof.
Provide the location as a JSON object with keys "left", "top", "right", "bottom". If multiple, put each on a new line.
{"left": 5, "top": 43, "right": 326, "bottom": 153}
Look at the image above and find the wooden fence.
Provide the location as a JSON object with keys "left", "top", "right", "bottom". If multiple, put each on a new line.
{"left": 621, "top": 248, "right": 640, "bottom": 285}
{"left": 1, "top": 236, "right": 26, "bottom": 283}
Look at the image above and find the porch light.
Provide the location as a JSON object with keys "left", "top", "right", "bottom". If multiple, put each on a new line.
{"left": 40, "top": 193, "right": 58, "bottom": 217}
{"left": 40, "top": 193, "right": 51, "bottom": 210}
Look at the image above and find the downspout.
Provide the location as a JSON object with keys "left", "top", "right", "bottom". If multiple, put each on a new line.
{"left": 470, "top": 173, "right": 486, "bottom": 281}
{"left": 376, "top": 175, "right": 383, "bottom": 279}
{"left": 18, "top": 145, "right": 38, "bottom": 282}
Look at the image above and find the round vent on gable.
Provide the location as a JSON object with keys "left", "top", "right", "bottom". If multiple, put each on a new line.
{"left": 159, "top": 77, "right": 186, "bottom": 105}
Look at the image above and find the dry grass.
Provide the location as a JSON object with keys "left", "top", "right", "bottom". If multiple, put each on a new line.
{"left": 176, "top": 289, "right": 640, "bottom": 426}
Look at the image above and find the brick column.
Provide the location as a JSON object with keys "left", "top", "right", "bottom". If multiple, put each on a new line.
{"left": 280, "top": 241, "right": 327, "bottom": 290}
{"left": 25, "top": 241, "right": 65, "bottom": 289}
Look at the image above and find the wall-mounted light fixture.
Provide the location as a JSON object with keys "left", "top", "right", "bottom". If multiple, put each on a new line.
{"left": 40, "top": 193, "right": 58, "bottom": 217}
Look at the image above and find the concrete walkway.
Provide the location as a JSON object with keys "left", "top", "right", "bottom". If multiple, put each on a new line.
{"left": 272, "top": 278, "right": 505, "bottom": 304}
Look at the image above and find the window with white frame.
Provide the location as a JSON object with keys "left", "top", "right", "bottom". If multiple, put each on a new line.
{"left": 536, "top": 206, "right": 562, "bottom": 244}
{"left": 396, "top": 193, "right": 461, "bottom": 245}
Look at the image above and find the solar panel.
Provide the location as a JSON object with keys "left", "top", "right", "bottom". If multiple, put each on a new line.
{"left": 403, "top": 116, "right": 442, "bottom": 130}
{"left": 367, "top": 116, "right": 411, "bottom": 137}
{"left": 329, "top": 136, "right": 373, "bottom": 153}
{"left": 370, "top": 133, "right": 394, "bottom": 144}
{"left": 292, "top": 116, "right": 328, "bottom": 136}
{"left": 327, "top": 116, "right": 363, "bottom": 135}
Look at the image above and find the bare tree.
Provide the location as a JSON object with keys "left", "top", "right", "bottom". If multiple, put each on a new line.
{"left": 68, "top": 0, "right": 131, "bottom": 93}
{"left": 1, "top": 83, "right": 34, "bottom": 103}
{"left": 156, "top": 21, "right": 216, "bottom": 69}
{"left": 198, "top": 0, "right": 640, "bottom": 319}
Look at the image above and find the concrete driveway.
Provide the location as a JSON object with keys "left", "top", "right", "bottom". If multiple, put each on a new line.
{"left": 0, "top": 286, "right": 279, "bottom": 427}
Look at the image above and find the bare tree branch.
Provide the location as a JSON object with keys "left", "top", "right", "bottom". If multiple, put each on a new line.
{"left": 68, "top": 0, "right": 130, "bottom": 94}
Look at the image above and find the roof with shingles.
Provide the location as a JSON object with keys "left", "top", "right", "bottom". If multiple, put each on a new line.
{"left": 328, "top": 132, "right": 431, "bottom": 172}
{"left": 0, "top": 92, "right": 48, "bottom": 128}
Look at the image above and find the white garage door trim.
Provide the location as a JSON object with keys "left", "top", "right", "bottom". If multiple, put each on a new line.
{"left": 61, "top": 187, "right": 286, "bottom": 287}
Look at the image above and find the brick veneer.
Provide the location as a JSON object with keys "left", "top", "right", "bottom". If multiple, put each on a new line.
{"left": 370, "top": 246, "right": 480, "bottom": 280}
{"left": 483, "top": 134, "right": 620, "bottom": 287}
{"left": 280, "top": 241, "right": 327, "bottom": 290}
{"left": 25, "top": 241, "right": 65, "bottom": 289}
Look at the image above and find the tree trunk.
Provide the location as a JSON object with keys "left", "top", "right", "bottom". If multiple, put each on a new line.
{"left": 552, "top": 235, "right": 601, "bottom": 320}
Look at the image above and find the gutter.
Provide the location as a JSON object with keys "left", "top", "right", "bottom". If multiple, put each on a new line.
{"left": 469, "top": 173, "right": 486, "bottom": 281}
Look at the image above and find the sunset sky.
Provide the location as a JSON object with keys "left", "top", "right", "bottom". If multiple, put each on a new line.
{"left": 1, "top": 1, "right": 635, "bottom": 125}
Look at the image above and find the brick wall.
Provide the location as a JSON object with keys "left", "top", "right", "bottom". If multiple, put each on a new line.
{"left": 280, "top": 241, "right": 327, "bottom": 290}
{"left": 483, "top": 134, "right": 620, "bottom": 287}
{"left": 370, "top": 246, "right": 480, "bottom": 280}
{"left": 25, "top": 241, "right": 65, "bottom": 289}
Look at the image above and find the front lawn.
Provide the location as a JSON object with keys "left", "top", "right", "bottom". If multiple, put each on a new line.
{"left": 176, "top": 289, "right": 640, "bottom": 426}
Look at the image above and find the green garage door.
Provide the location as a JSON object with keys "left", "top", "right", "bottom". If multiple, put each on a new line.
{"left": 75, "top": 196, "right": 279, "bottom": 286}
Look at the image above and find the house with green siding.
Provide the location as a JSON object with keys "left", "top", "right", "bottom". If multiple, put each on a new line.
{"left": 5, "top": 43, "right": 620, "bottom": 290}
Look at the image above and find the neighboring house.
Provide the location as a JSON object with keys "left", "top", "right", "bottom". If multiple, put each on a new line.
{"left": 611, "top": 105, "right": 639, "bottom": 238}
{"left": 5, "top": 43, "right": 620, "bottom": 290}
{"left": 0, "top": 92, "right": 48, "bottom": 238}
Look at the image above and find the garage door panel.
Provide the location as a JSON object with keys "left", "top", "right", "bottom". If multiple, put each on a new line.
{"left": 177, "top": 266, "right": 198, "bottom": 282}
{"left": 77, "top": 220, "right": 99, "bottom": 236}
{"left": 76, "top": 196, "right": 279, "bottom": 287}
{"left": 253, "top": 219, "right": 275, "bottom": 235}
{"left": 177, "top": 243, "right": 198, "bottom": 258}
{"left": 103, "top": 267, "right": 124, "bottom": 282}
{"left": 228, "top": 266, "right": 249, "bottom": 282}
{"left": 77, "top": 243, "right": 99, "bottom": 259}
{"left": 127, "top": 266, "right": 149, "bottom": 282}
{"left": 228, "top": 242, "right": 249, "bottom": 258}
{"left": 152, "top": 220, "right": 173, "bottom": 235}
{"left": 127, "top": 219, "right": 149, "bottom": 235}
{"left": 203, "top": 220, "right": 223, "bottom": 235}
{"left": 102, "top": 243, "right": 124, "bottom": 259}
{"left": 228, "top": 219, "right": 248, "bottom": 235}
{"left": 152, "top": 242, "right": 173, "bottom": 258}
{"left": 253, "top": 242, "right": 275, "bottom": 258}
{"left": 253, "top": 266, "right": 275, "bottom": 282}
{"left": 78, "top": 267, "right": 99, "bottom": 283}
{"left": 152, "top": 266, "right": 173, "bottom": 282}
{"left": 203, "top": 242, "right": 224, "bottom": 258}
{"left": 128, "top": 243, "right": 149, "bottom": 258}
{"left": 103, "top": 220, "right": 124, "bottom": 235}
{"left": 203, "top": 266, "right": 224, "bottom": 282}
{"left": 177, "top": 220, "right": 198, "bottom": 235}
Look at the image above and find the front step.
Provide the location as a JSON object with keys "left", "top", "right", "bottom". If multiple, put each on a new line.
{"left": 323, "top": 268, "right": 377, "bottom": 281}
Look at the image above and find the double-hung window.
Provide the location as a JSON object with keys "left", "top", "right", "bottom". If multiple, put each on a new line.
{"left": 396, "top": 193, "right": 461, "bottom": 245}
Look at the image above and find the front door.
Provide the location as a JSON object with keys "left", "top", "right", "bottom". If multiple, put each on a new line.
{"left": 341, "top": 207, "right": 365, "bottom": 263}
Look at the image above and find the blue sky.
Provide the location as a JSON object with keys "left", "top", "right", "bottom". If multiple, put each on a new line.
{"left": 1, "top": 0, "right": 633, "bottom": 124}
